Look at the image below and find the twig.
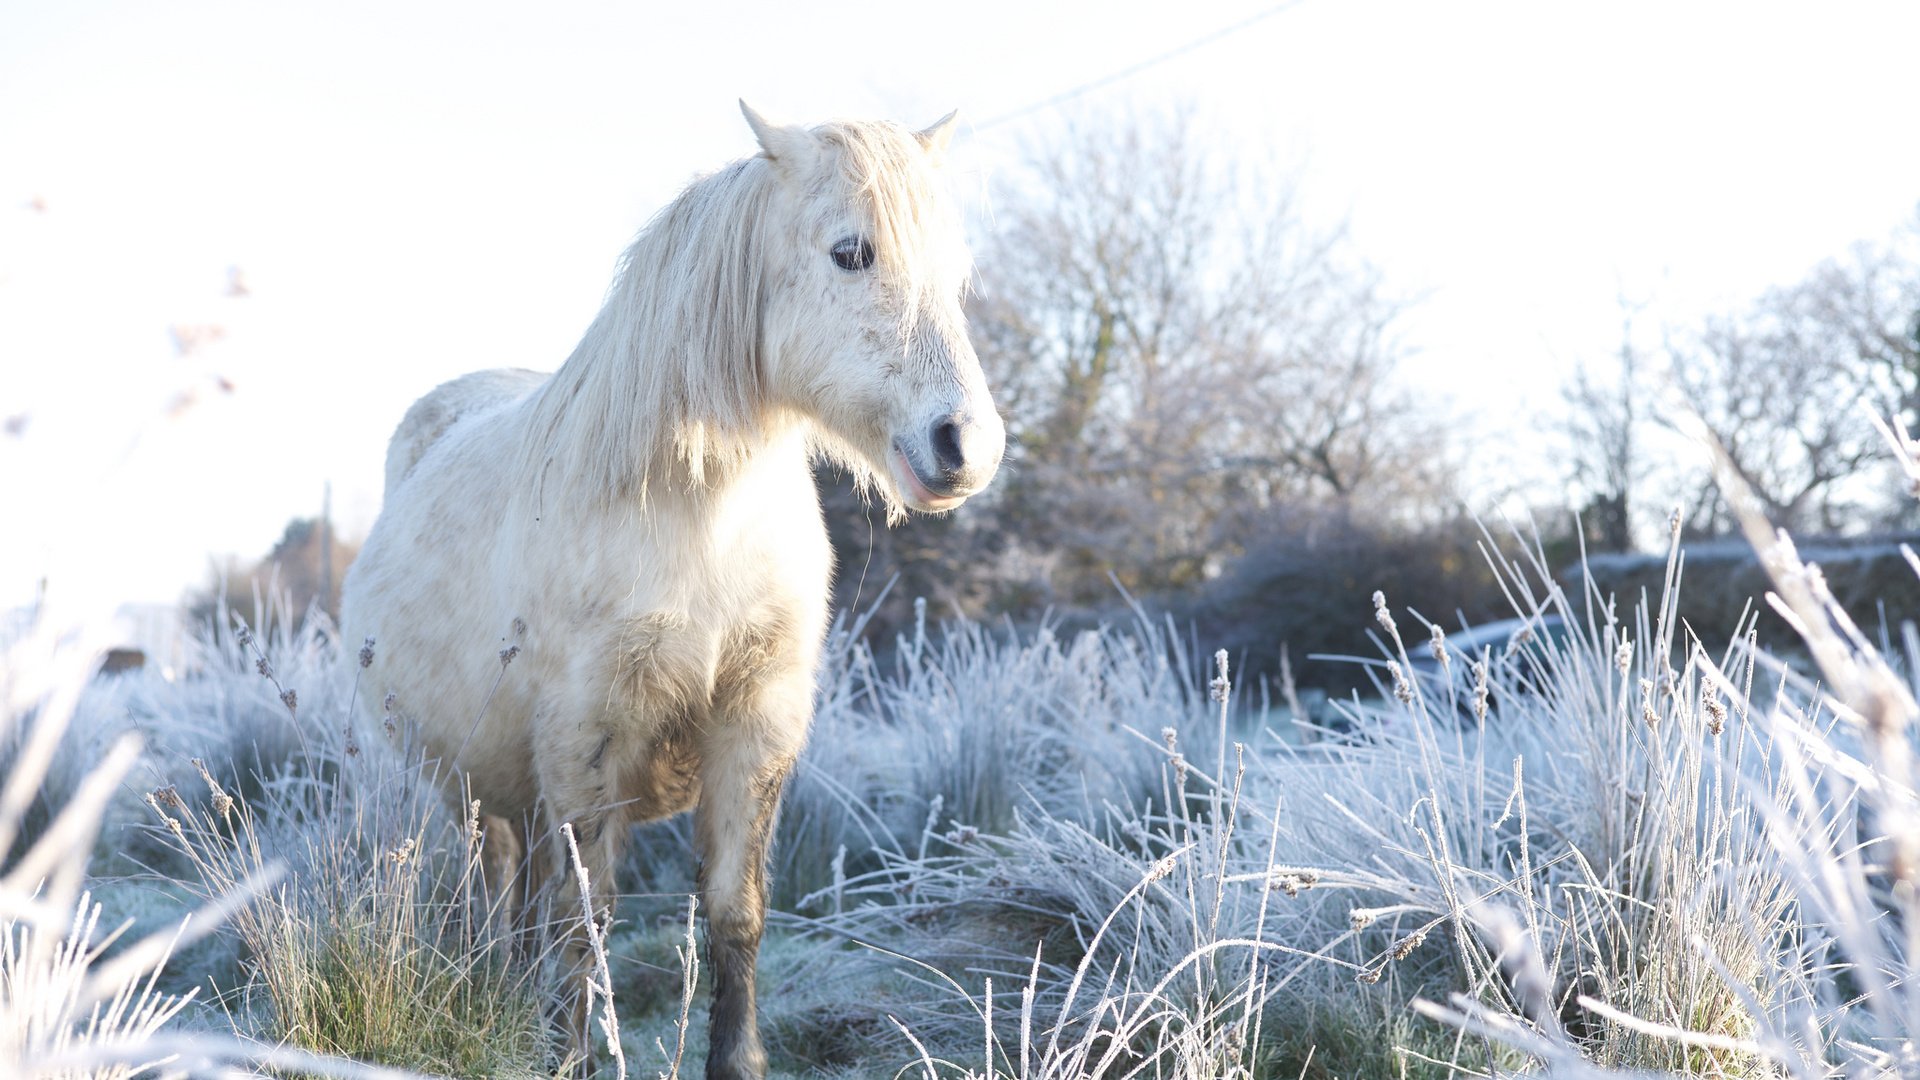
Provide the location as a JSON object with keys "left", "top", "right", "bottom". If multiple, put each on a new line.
{"left": 561, "top": 822, "right": 626, "bottom": 1080}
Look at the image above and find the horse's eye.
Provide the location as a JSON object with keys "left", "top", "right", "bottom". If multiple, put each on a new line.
{"left": 831, "top": 236, "right": 875, "bottom": 273}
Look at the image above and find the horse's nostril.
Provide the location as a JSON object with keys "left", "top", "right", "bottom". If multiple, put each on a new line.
{"left": 930, "top": 418, "right": 965, "bottom": 475}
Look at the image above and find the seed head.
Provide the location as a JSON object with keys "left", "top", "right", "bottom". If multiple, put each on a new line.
{"left": 279, "top": 688, "right": 297, "bottom": 713}
{"left": 1506, "top": 623, "right": 1534, "bottom": 657}
{"left": 1209, "top": 649, "right": 1231, "bottom": 704}
{"left": 255, "top": 656, "right": 271, "bottom": 678}
{"left": 1389, "top": 928, "right": 1428, "bottom": 961}
{"left": 1349, "top": 908, "right": 1377, "bottom": 931}
{"left": 144, "top": 791, "right": 185, "bottom": 837}
{"left": 1269, "top": 868, "right": 1319, "bottom": 896}
{"left": 1862, "top": 674, "right": 1911, "bottom": 741}
{"left": 193, "top": 758, "right": 234, "bottom": 819}
{"left": 1372, "top": 591, "right": 1396, "bottom": 635}
{"left": 499, "top": 644, "right": 520, "bottom": 667}
{"left": 1356, "top": 966, "right": 1383, "bottom": 985}
{"left": 1144, "top": 852, "right": 1180, "bottom": 884}
{"left": 358, "top": 637, "right": 375, "bottom": 669}
{"left": 1889, "top": 829, "right": 1920, "bottom": 887}
{"left": 1614, "top": 639, "right": 1633, "bottom": 674}
{"left": 1702, "top": 691, "right": 1727, "bottom": 736}
{"left": 1161, "top": 728, "right": 1188, "bottom": 782}
{"left": 1388, "top": 660, "right": 1414, "bottom": 704}
{"left": 1428, "top": 624, "right": 1449, "bottom": 671}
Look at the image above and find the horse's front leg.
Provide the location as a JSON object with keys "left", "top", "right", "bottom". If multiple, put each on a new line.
{"left": 694, "top": 706, "right": 803, "bottom": 1080}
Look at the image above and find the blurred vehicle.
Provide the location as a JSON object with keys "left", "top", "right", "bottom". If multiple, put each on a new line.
{"left": 1406, "top": 614, "right": 1570, "bottom": 723}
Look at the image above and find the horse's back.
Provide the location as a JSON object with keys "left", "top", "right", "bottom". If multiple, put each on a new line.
{"left": 384, "top": 368, "right": 547, "bottom": 496}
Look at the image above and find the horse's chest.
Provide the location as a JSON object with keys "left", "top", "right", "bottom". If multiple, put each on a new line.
{"left": 609, "top": 611, "right": 711, "bottom": 712}
{"left": 608, "top": 607, "right": 797, "bottom": 722}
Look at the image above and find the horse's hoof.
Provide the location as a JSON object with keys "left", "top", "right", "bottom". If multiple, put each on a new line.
{"left": 705, "top": 1042, "right": 767, "bottom": 1080}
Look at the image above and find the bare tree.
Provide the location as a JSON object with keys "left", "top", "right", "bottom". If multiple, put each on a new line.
{"left": 963, "top": 108, "right": 1447, "bottom": 602}
{"left": 1808, "top": 218, "right": 1920, "bottom": 437}
{"left": 1561, "top": 301, "right": 1651, "bottom": 552}
{"left": 1666, "top": 214, "right": 1920, "bottom": 535}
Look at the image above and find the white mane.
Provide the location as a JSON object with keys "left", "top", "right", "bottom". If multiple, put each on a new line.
{"left": 515, "top": 119, "right": 965, "bottom": 508}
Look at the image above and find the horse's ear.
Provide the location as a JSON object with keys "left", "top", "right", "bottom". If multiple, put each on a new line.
{"left": 739, "top": 100, "right": 817, "bottom": 176}
{"left": 915, "top": 109, "right": 960, "bottom": 163}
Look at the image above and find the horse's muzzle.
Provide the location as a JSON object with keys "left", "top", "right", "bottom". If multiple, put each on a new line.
{"left": 893, "top": 410, "right": 1003, "bottom": 510}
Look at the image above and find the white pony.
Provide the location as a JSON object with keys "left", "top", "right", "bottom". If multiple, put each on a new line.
{"left": 340, "top": 103, "right": 1002, "bottom": 1079}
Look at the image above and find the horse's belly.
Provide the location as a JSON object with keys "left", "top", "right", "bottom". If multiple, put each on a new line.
{"left": 426, "top": 715, "right": 541, "bottom": 816}
{"left": 345, "top": 465, "right": 536, "bottom": 814}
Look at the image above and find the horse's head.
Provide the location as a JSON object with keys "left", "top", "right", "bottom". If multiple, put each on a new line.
{"left": 742, "top": 103, "right": 1004, "bottom": 516}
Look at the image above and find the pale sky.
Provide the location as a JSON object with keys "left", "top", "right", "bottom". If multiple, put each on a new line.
{"left": 3, "top": 0, "right": 1917, "bottom": 618}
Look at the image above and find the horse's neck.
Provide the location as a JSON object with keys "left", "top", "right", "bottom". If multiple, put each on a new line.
{"left": 645, "top": 419, "right": 813, "bottom": 512}
{"left": 515, "top": 370, "right": 810, "bottom": 516}
{"left": 515, "top": 288, "right": 790, "bottom": 508}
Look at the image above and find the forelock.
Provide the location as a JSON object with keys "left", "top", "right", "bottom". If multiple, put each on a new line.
{"left": 815, "top": 120, "right": 970, "bottom": 319}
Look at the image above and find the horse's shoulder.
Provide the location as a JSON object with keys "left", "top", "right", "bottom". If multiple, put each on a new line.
{"left": 385, "top": 368, "right": 547, "bottom": 496}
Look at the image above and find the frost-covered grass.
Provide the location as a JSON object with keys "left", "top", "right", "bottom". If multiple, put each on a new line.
{"left": 0, "top": 599, "right": 434, "bottom": 1079}
{"left": 10, "top": 436, "right": 1920, "bottom": 1077}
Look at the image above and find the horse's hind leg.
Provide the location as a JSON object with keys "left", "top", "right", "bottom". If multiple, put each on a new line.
{"left": 511, "top": 810, "right": 554, "bottom": 947}
{"left": 479, "top": 809, "right": 553, "bottom": 956}
{"left": 695, "top": 733, "right": 796, "bottom": 1080}
{"left": 478, "top": 811, "right": 521, "bottom": 915}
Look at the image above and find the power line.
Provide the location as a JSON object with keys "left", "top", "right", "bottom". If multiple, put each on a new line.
{"left": 975, "top": 1, "right": 1310, "bottom": 131}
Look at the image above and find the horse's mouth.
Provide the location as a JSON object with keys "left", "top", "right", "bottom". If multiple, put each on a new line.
{"left": 891, "top": 444, "right": 968, "bottom": 512}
